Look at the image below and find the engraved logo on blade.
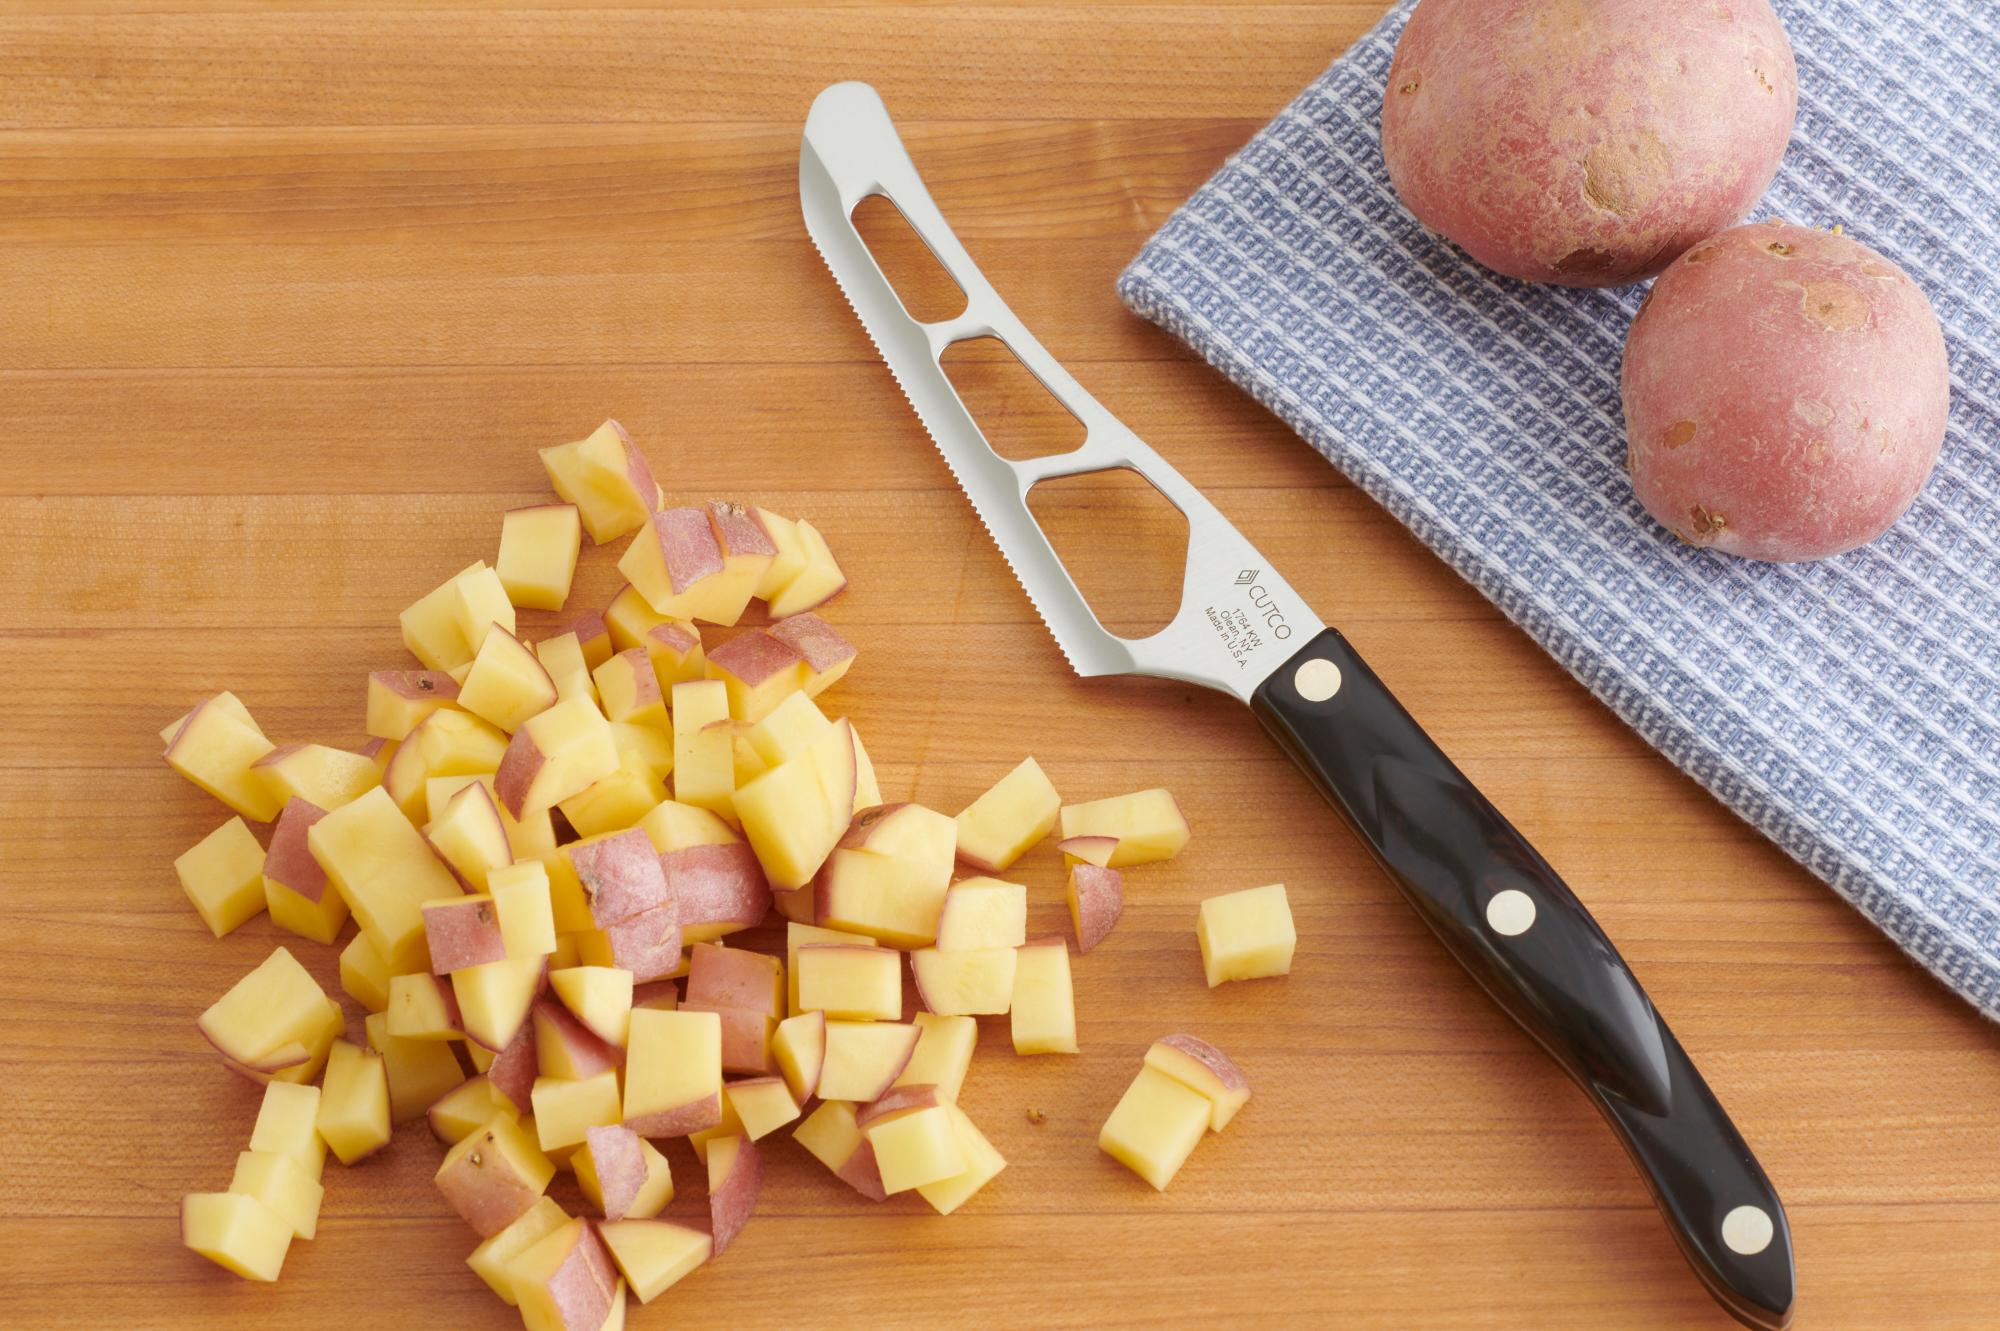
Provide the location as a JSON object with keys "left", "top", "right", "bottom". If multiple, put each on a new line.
{"left": 1235, "top": 569, "right": 1259, "bottom": 585}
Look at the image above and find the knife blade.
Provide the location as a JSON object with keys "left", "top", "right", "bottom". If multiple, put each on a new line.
{"left": 800, "top": 80, "right": 1794, "bottom": 1331}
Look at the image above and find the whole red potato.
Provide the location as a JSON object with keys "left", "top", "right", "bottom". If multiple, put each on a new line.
{"left": 1622, "top": 221, "right": 1950, "bottom": 561}
{"left": 1382, "top": 0, "right": 1797, "bottom": 286}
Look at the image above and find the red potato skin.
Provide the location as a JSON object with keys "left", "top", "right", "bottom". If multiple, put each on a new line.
{"left": 707, "top": 1137, "right": 763, "bottom": 1256}
{"left": 1068, "top": 864, "right": 1123, "bottom": 954}
{"left": 583, "top": 1125, "right": 650, "bottom": 1220}
{"left": 1382, "top": 0, "right": 1797, "bottom": 286}
{"left": 663, "top": 844, "right": 773, "bottom": 937}
{"left": 265, "top": 798, "right": 330, "bottom": 901}
{"left": 1156, "top": 1034, "right": 1249, "bottom": 1094}
{"left": 570, "top": 829, "right": 672, "bottom": 926}
{"left": 1622, "top": 221, "right": 1951, "bottom": 560}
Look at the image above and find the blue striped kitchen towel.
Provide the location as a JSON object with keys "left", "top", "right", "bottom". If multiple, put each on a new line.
{"left": 1119, "top": 0, "right": 2000, "bottom": 1016}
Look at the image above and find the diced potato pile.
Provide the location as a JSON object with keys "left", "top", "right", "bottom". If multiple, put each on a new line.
{"left": 165, "top": 419, "right": 1287, "bottom": 1320}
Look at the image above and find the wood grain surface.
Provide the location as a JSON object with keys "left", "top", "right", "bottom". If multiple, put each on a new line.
{"left": 4, "top": 4, "right": 1998, "bottom": 1328}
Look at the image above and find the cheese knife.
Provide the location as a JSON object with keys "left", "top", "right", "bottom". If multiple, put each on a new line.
{"left": 799, "top": 80, "right": 1794, "bottom": 1331}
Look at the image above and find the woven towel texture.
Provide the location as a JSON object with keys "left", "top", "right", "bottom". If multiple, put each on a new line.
{"left": 1118, "top": 0, "right": 2000, "bottom": 1015}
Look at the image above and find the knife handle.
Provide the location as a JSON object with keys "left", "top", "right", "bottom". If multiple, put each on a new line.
{"left": 1253, "top": 628, "right": 1794, "bottom": 1330}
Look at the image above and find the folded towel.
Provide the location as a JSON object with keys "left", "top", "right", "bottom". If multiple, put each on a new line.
{"left": 1119, "top": 0, "right": 2000, "bottom": 1016}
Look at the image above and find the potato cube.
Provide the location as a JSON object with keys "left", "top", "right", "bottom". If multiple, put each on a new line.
{"left": 164, "top": 696, "right": 281, "bottom": 821}
{"left": 197, "top": 946, "right": 329, "bottom": 1069}
{"left": 909, "top": 946, "right": 1016, "bottom": 1017}
{"left": 499, "top": 503, "right": 583, "bottom": 611}
{"left": 669, "top": 678, "right": 735, "bottom": 824}
{"left": 251, "top": 742, "right": 379, "bottom": 813}
{"left": 494, "top": 693, "right": 620, "bottom": 819}
{"left": 428, "top": 1074, "right": 513, "bottom": 1145}
{"left": 915, "top": 1104, "right": 1007, "bottom": 1215}
{"left": 249, "top": 1081, "right": 326, "bottom": 1182}
{"left": 458, "top": 626, "right": 560, "bottom": 735}
{"left": 617, "top": 507, "right": 731, "bottom": 621}
{"left": 704, "top": 629, "right": 806, "bottom": 724}
{"left": 452, "top": 954, "right": 545, "bottom": 1052}
{"left": 1058, "top": 788, "right": 1190, "bottom": 866}
{"left": 858, "top": 1094, "right": 965, "bottom": 1195}
{"left": 680, "top": 1002, "right": 776, "bottom": 1076}
{"left": 792, "top": 1098, "right": 886, "bottom": 1201}
{"left": 704, "top": 1132, "right": 762, "bottom": 1255}
{"left": 540, "top": 419, "right": 658, "bottom": 545}
{"left": 792, "top": 944, "right": 899, "bottom": 1021}
{"left": 1066, "top": 862, "right": 1123, "bottom": 955}
{"left": 531, "top": 1071, "right": 623, "bottom": 1152}
{"left": 491, "top": 860, "right": 559, "bottom": 959}
{"left": 954, "top": 757, "right": 1061, "bottom": 872}
{"left": 536, "top": 631, "right": 596, "bottom": 705}
{"left": 592, "top": 648, "right": 668, "bottom": 728}
{"left": 387, "top": 972, "right": 463, "bottom": 1041}
{"left": 685, "top": 943, "right": 783, "bottom": 1020}
{"left": 764, "top": 517, "right": 846, "bottom": 619}
{"left": 316, "top": 1040, "right": 392, "bottom": 1165}
{"left": 506, "top": 1216, "right": 620, "bottom": 1331}
{"left": 1144, "top": 1034, "right": 1252, "bottom": 1131}
{"left": 435, "top": 1110, "right": 555, "bottom": 1236}
{"left": 893, "top": 1012, "right": 977, "bottom": 1103}
{"left": 558, "top": 757, "right": 667, "bottom": 838}
{"left": 1098, "top": 1064, "right": 1211, "bottom": 1190}
{"left": 422, "top": 891, "right": 508, "bottom": 975}
{"left": 158, "top": 689, "right": 257, "bottom": 748}
{"left": 338, "top": 930, "right": 392, "bottom": 1013}
{"left": 229, "top": 1149, "right": 324, "bottom": 1240}
{"left": 598, "top": 1219, "right": 711, "bottom": 1305}
{"left": 452, "top": 563, "right": 516, "bottom": 656}
{"left": 1195, "top": 883, "right": 1295, "bottom": 986}
{"left": 819, "top": 1021, "right": 919, "bottom": 1102}
{"left": 366, "top": 669, "right": 461, "bottom": 741}
{"left": 365, "top": 1010, "right": 467, "bottom": 1124}
{"left": 1009, "top": 937, "right": 1077, "bottom": 1055}
{"left": 550, "top": 966, "right": 633, "bottom": 1048}
{"left": 181, "top": 1191, "right": 290, "bottom": 1282}
{"left": 933, "top": 876, "right": 1028, "bottom": 951}
{"left": 766, "top": 612, "right": 856, "bottom": 698}
{"left": 724, "top": 1076, "right": 802, "bottom": 1141}
{"left": 174, "top": 815, "right": 267, "bottom": 938}
{"left": 575, "top": 1124, "right": 674, "bottom": 1221}
{"left": 263, "top": 798, "right": 349, "bottom": 945}
{"left": 623, "top": 1008, "right": 723, "bottom": 1137}
{"left": 772, "top": 1011, "right": 825, "bottom": 1101}
{"left": 468, "top": 1195, "right": 568, "bottom": 1307}
{"left": 308, "top": 786, "right": 465, "bottom": 975}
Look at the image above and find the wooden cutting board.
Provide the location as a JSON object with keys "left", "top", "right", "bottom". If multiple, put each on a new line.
{"left": 4, "top": 3, "right": 1998, "bottom": 1327}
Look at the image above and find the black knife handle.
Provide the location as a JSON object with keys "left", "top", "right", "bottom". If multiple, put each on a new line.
{"left": 1253, "top": 628, "right": 1794, "bottom": 1330}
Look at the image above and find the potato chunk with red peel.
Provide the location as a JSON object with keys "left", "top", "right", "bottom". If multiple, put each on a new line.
{"left": 176, "top": 815, "right": 267, "bottom": 938}
{"left": 1196, "top": 883, "right": 1296, "bottom": 987}
{"left": 599, "top": 1219, "right": 712, "bottom": 1305}
{"left": 458, "top": 627, "right": 560, "bottom": 734}
{"left": 531, "top": 1070, "right": 623, "bottom": 1151}
{"left": 706, "top": 628, "right": 807, "bottom": 723}
{"left": 858, "top": 1086, "right": 967, "bottom": 1195}
{"left": 705, "top": 1133, "right": 762, "bottom": 1255}
{"left": 1066, "top": 863, "right": 1123, "bottom": 954}
{"left": 384, "top": 709, "right": 510, "bottom": 822}
{"left": 665, "top": 844, "right": 771, "bottom": 943}
{"left": 819, "top": 1020, "right": 919, "bottom": 1102}
{"left": 165, "top": 695, "right": 281, "bottom": 821}
{"left": 893, "top": 1012, "right": 977, "bottom": 1103}
{"left": 619, "top": 507, "right": 744, "bottom": 623}
{"left": 532, "top": 998, "right": 622, "bottom": 1080}
{"left": 198, "top": 946, "right": 331, "bottom": 1069}
{"left": 765, "top": 517, "right": 847, "bottom": 618}
{"left": 453, "top": 954, "right": 546, "bottom": 1052}
{"left": 934, "top": 877, "right": 1027, "bottom": 951}
{"left": 498, "top": 503, "right": 583, "bottom": 611}
{"left": 623, "top": 1008, "right": 723, "bottom": 1137}
{"left": 435, "top": 1111, "right": 555, "bottom": 1236}
{"left": 387, "top": 972, "right": 464, "bottom": 1042}
{"left": 681, "top": 1001, "right": 777, "bottom": 1076}
{"left": 708, "top": 500, "right": 780, "bottom": 602}
{"left": 911, "top": 946, "right": 1016, "bottom": 1017}
{"left": 772, "top": 1010, "right": 826, "bottom": 1101}
{"left": 725, "top": 1076, "right": 802, "bottom": 1141}
{"left": 567, "top": 829, "right": 671, "bottom": 927}
{"left": 749, "top": 506, "right": 808, "bottom": 598}
{"left": 1057, "top": 834, "right": 1116, "bottom": 868}
{"left": 317, "top": 1040, "right": 392, "bottom": 1166}
{"left": 182, "top": 1191, "right": 290, "bottom": 1282}
{"left": 423, "top": 892, "right": 508, "bottom": 974}
{"left": 468, "top": 1196, "right": 568, "bottom": 1307}
{"left": 1381, "top": 0, "right": 1796, "bottom": 287}
{"left": 767, "top": 612, "right": 856, "bottom": 698}
{"left": 264, "top": 798, "right": 349, "bottom": 945}
{"left": 814, "top": 803, "right": 956, "bottom": 946}
{"left": 506, "top": 1216, "right": 621, "bottom": 1331}
{"left": 797, "top": 943, "right": 903, "bottom": 1021}
{"left": 1098, "top": 1064, "right": 1211, "bottom": 1191}
{"left": 367, "top": 670, "right": 460, "bottom": 741}
{"left": 540, "top": 419, "right": 658, "bottom": 546}
{"left": 308, "top": 785, "right": 464, "bottom": 975}
{"left": 1058, "top": 789, "right": 1189, "bottom": 866}
{"left": 428, "top": 1075, "right": 513, "bottom": 1145}
{"left": 916, "top": 1103, "right": 1007, "bottom": 1216}
{"left": 591, "top": 649, "right": 666, "bottom": 727}
{"left": 1623, "top": 220, "right": 1950, "bottom": 561}
{"left": 550, "top": 966, "right": 633, "bottom": 1047}
{"left": 485, "top": 1022, "right": 539, "bottom": 1113}
{"left": 685, "top": 943, "right": 783, "bottom": 1019}
{"left": 1145, "top": 1034, "right": 1251, "bottom": 1131}
{"left": 794, "top": 1098, "right": 888, "bottom": 1200}
{"left": 735, "top": 718, "right": 858, "bottom": 889}
{"left": 576, "top": 1124, "right": 674, "bottom": 1220}
{"left": 1010, "top": 937, "right": 1077, "bottom": 1055}
{"left": 495, "top": 694, "right": 620, "bottom": 819}
{"left": 577, "top": 903, "right": 683, "bottom": 983}
{"left": 251, "top": 743, "right": 379, "bottom": 812}
{"left": 954, "top": 757, "right": 1061, "bottom": 871}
